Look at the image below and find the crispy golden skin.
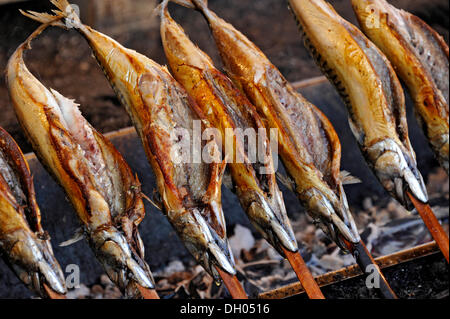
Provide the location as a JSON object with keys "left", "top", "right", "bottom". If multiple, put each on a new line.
{"left": 352, "top": 0, "right": 449, "bottom": 173}
{"left": 0, "top": 127, "right": 66, "bottom": 298}
{"left": 20, "top": 0, "right": 236, "bottom": 280}
{"left": 160, "top": 1, "right": 299, "bottom": 255}
{"left": 172, "top": 0, "right": 360, "bottom": 248}
{"left": 7, "top": 24, "right": 155, "bottom": 298}
{"left": 288, "top": 0, "right": 428, "bottom": 209}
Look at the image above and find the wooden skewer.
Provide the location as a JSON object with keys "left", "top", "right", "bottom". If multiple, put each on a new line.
{"left": 43, "top": 283, "right": 66, "bottom": 299}
{"left": 341, "top": 238, "right": 398, "bottom": 299}
{"left": 260, "top": 242, "right": 439, "bottom": 299}
{"left": 136, "top": 284, "right": 160, "bottom": 299}
{"left": 407, "top": 192, "right": 449, "bottom": 263}
{"left": 281, "top": 246, "right": 325, "bottom": 299}
{"left": 215, "top": 266, "right": 248, "bottom": 299}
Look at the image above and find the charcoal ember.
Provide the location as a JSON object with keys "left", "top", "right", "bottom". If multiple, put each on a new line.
{"left": 155, "top": 260, "right": 185, "bottom": 277}
{"left": 319, "top": 255, "right": 345, "bottom": 270}
{"left": 311, "top": 241, "right": 327, "bottom": 258}
{"left": 188, "top": 271, "right": 211, "bottom": 298}
{"left": 229, "top": 224, "right": 255, "bottom": 259}
{"left": 103, "top": 286, "right": 121, "bottom": 299}
{"left": 91, "top": 284, "right": 104, "bottom": 299}
{"left": 173, "top": 285, "right": 190, "bottom": 299}
{"left": 362, "top": 197, "right": 374, "bottom": 211}
{"left": 66, "top": 284, "right": 90, "bottom": 299}
{"left": 167, "top": 271, "right": 192, "bottom": 285}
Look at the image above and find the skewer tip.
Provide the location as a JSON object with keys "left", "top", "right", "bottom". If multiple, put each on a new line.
{"left": 215, "top": 266, "right": 248, "bottom": 299}
{"left": 407, "top": 192, "right": 449, "bottom": 263}
{"left": 136, "top": 284, "right": 160, "bottom": 299}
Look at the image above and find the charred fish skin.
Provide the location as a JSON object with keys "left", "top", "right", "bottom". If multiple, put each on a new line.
{"left": 159, "top": 0, "right": 299, "bottom": 256}
{"left": 351, "top": 0, "right": 449, "bottom": 173}
{"left": 177, "top": 0, "right": 360, "bottom": 249}
{"left": 138, "top": 69, "right": 236, "bottom": 279}
{"left": 6, "top": 23, "right": 156, "bottom": 297}
{"left": 288, "top": 0, "right": 428, "bottom": 209}
{"left": 20, "top": 0, "right": 237, "bottom": 280}
{"left": 0, "top": 127, "right": 66, "bottom": 298}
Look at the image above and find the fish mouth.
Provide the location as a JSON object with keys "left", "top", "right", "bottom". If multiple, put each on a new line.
{"left": 303, "top": 187, "right": 360, "bottom": 251}
{"left": 90, "top": 227, "right": 155, "bottom": 293}
{"left": 7, "top": 230, "right": 67, "bottom": 297}
{"left": 368, "top": 139, "right": 428, "bottom": 209}
{"left": 189, "top": 208, "right": 237, "bottom": 279}
{"left": 246, "top": 192, "right": 298, "bottom": 255}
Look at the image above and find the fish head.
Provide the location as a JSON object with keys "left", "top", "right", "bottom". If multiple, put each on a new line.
{"left": 245, "top": 191, "right": 298, "bottom": 255}
{"left": 5, "top": 229, "right": 66, "bottom": 297}
{"left": 303, "top": 187, "right": 360, "bottom": 251}
{"left": 368, "top": 139, "right": 428, "bottom": 209}
{"left": 175, "top": 205, "right": 237, "bottom": 281}
{"left": 89, "top": 226, "right": 155, "bottom": 296}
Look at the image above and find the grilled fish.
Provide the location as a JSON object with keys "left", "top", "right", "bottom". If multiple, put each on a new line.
{"left": 7, "top": 23, "right": 157, "bottom": 298}
{"left": 172, "top": 0, "right": 360, "bottom": 249}
{"left": 288, "top": 0, "right": 428, "bottom": 209}
{"left": 20, "top": 0, "right": 237, "bottom": 281}
{"left": 351, "top": 0, "right": 449, "bottom": 173}
{"left": 159, "top": 0, "right": 298, "bottom": 255}
{"left": 0, "top": 126, "right": 66, "bottom": 298}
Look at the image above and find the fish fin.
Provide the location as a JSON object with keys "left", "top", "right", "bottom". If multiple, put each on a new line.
{"left": 59, "top": 227, "right": 84, "bottom": 247}
{"left": 276, "top": 172, "right": 295, "bottom": 192}
{"left": 19, "top": 10, "right": 66, "bottom": 28}
{"left": 170, "top": 0, "right": 208, "bottom": 9}
{"left": 21, "top": 0, "right": 82, "bottom": 29}
{"left": 141, "top": 191, "right": 162, "bottom": 211}
{"left": 170, "top": 0, "right": 196, "bottom": 9}
{"left": 340, "top": 170, "right": 362, "bottom": 185}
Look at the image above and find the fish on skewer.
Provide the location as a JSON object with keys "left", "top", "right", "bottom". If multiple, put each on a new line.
{"left": 158, "top": 1, "right": 324, "bottom": 299}
{"left": 172, "top": 0, "right": 398, "bottom": 298}
{"left": 288, "top": 0, "right": 448, "bottom": 263}
{"left": 0, "top": 127, "right": 66, "bottom": 299}
{"left": 175, "top": 0, "right": 360, "bottom": 250}
{"left": 351, "top": 0, "right": 449, "bottom": 173}
{"left": 288, "top": 0, "right": 427, "bottom": 210}
{"left": 7, "top": 23, "right": 159, "bottom": 299}
{"left": 20, "top": 0, "right": 246, "bottom": 298}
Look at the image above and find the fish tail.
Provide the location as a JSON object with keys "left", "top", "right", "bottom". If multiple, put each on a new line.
{"left": 13, "top": 12, "right": 62, "bottom": 59}
{"left": 21, "top": 0, "right": 82, "bottom": 29}
{"left": 170, "top": 0, "right": 208, "bottom": 10}
{"left": 49, "top": 0, "right": 71, "bottom": 12}
{"left": 154, "top": 0, "right": 169, "bottom": 17}
{"left": 19, "top": 10, "right": 65, "bottom": 28}
{"left": 156, "top": 0, "right": 206, "bottom": 14}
